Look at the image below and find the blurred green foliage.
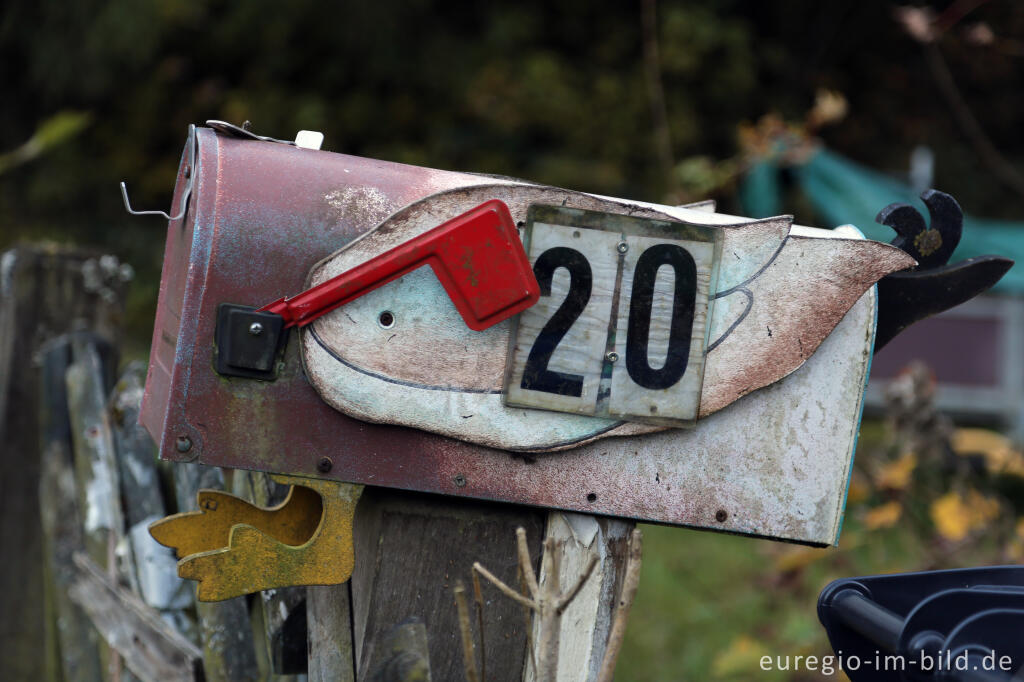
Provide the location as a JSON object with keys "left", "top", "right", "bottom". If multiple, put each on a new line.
{"left": 0, "top": 111, "right": 92, "bottom": 175}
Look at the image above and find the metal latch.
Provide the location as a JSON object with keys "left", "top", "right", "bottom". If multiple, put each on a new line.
{"left": 214, "top": 304, "right": 289, "bottom": 380}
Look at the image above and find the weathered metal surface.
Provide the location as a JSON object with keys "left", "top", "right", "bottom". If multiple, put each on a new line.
{"left": 141, "top": 126, "right": 895, "bottom": 543}
{"left": 303, "top": 184, "right": 908, "bottom": 450}
{"left": 310, "top": 279, "right": 875, "bottom": 544}
{"left": 150, "top": 474, "right": 362, "bottom": 601}
{"left": 697, "top": 225, "right": 911, "bottom": 416}
{"left": 874, "top": 190, "right": 1013, "bottom": 350}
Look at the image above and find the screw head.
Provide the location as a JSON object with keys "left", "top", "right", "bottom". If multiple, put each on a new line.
{"left": 616, "top": 241, "right": 629, "bottom": 254}
{"left": 715, "top": 509, "right": 728, "bottom": 523}
{"left": 249, "top": 322, "right": 264, "bottom": 336}
{"left": 317, "top": 457, "right": 333, "bottom": 474}
{"left": 175, "top": 435, "right": 192, "bottom": 453}
{"left": 453, "top": 474, "right": 467, "bottom": 488}
{"left": 606, "top": 351, "right": 620, "bottom": 363}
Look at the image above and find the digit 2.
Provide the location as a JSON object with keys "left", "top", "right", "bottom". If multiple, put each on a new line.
{"left": 520, "top": 247, "right": 592, "bottom": 397}
{"left": 625, "top": 244, "right": 697, "bottom": 390}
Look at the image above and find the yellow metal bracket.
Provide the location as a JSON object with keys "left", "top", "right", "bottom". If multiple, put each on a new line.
{"left": 149, "top": 474, "right": 362, "bottom": 602}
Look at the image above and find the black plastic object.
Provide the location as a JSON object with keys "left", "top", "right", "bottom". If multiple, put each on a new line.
{"left": 874, "top": 190, "right": 1013, "bottom": 351}
{"left": 214, "top": 303, "right": 288, "bottom": 380}
{"left": 818, "top": 566, "right": 1024, "bottom": 681}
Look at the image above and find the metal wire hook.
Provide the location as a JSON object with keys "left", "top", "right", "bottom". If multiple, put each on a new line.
{"left": 121, "top": 123, "right": 197, "bottom": 221}
{"left": 120, "top": 181, "right": 190, "bottom": 221}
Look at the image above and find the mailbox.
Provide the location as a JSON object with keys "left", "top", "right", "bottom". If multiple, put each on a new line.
{"left": 140, "top": 121, "right": 921, "bottom": 540}
{"left": 138, "top": 122, "right": 939, "bottom": 599}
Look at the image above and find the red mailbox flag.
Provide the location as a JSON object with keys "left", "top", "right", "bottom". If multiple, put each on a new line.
{"left": 259, "top": 200, "right": 539, "bottom": 332}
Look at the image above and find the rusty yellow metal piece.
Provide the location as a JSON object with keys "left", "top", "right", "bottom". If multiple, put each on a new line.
{"left": 149, "top": 474, "right": 362, "bottom": 602}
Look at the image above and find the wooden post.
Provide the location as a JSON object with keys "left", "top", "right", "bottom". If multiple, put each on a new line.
{"left": 307, "top": 583, "right": 356, "bottom": 682}
{"left": 65, "top": 334, "right": 146, "bottom": 682}
{"left": 304, "top": 486, "right": 638, "bottom": 681}
{"left": 0, "top": 245, "right": 125, "bottom": 681}
{"left": 525, "top": 514, "right": 635, "bottom": 682}
{"left": 38, "top": 337, "right": 105, "bottom": 682}
{"left": 346, "top": 488, "right": 546, "bottom": 680}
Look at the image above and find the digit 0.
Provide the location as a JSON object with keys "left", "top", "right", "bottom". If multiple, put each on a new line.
{"left": 625, "top": 244, "right": 697, "bottom": 390}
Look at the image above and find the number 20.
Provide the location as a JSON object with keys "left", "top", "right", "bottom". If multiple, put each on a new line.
{"left": 520, "top": 244, "right": 697, "bottom": 396}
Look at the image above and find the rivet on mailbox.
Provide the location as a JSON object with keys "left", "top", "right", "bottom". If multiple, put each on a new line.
{"left": 133, "top": 121, "right": 1003, "bottom": 602}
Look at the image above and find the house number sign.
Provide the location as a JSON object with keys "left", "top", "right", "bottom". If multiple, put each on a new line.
{"left": 503, "top": 204, "right": 721, "bottom": 427}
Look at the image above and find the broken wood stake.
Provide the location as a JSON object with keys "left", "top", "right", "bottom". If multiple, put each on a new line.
{"left": 596, "top": 527, "right": 644, "bottom": 682}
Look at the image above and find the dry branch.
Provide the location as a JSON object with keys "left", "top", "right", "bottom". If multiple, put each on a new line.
{"left": 468, "top": 526, "right": 601, "bottom": 682}
{"left": 455, "top": 581, "right": 480, "bottom": 682}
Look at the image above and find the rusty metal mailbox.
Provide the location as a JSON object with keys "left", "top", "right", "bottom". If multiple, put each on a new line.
{"left": 141, "top": 121, "right": 917, "bottom": 570}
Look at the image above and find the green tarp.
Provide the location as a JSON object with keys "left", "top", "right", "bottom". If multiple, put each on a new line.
{"left": 740, "top": 148, "right": 1023, "bottom": 293}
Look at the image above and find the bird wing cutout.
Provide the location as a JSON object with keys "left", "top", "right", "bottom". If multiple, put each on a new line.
{"left": 301, "top": 183, "right": 913, "bottom": 450}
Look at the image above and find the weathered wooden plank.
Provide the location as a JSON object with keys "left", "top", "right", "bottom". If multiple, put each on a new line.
{"left": 38, "top": 338, "right": 105, "bottom": 682}
{"left": 68, "top": 552, "right": 204, "bottom": 682}
{"left": 111, "top": 362, "right": 195, "bottom": 636}
{"left": 40, "top": 446, "right": 108, "bottom": 682}
{"left": 0, "top": 251, "right": 17, "bottom": 446}
{"left": 307, "top": 583, "right": 356, "bottom": 682}
{"left": 64, "top": 333, "right": 134, "bottom": 681}
{"left": 113, "top": 363, "right": 170, "bottom": 525}
{"left": 365, "top": 619, "right": 431, "bottom": 682}
{"left": 351, "top": 488, "right": 545, "bottom": 682}
{"left": 66, "top": 336, "right": 125, "bottom": 568}
{"left": 172, "top": 463, "right": 262, "bottom": 682}
{"left": 524, "top": 513, "right": 633, "bottom": 682}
